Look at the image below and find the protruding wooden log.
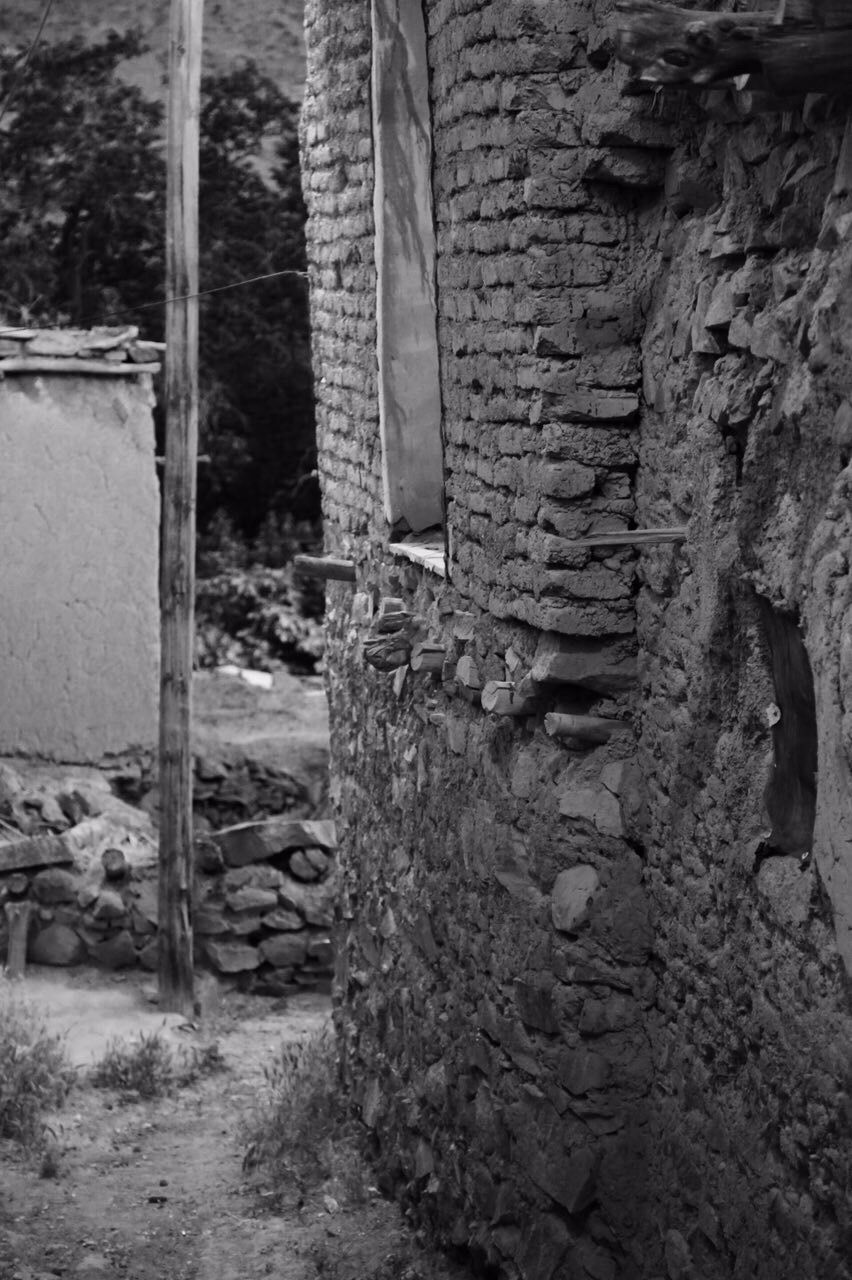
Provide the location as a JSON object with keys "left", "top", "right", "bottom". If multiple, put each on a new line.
{"left": 544, "top": 713, "right": 630, "bottom": 743}
{"left": 454, "top": 655, "right": 483, "bottom": 704}
{"left": 292, "top": 554, "right": 356, "bottom": 583}
{"left": 482, "top": 681, "right": 541, "bottom": 717}
{"left": 410, "top": 643, "right": 447, "bottom": 673}
{"left": 565, "top": 526, "right": 687, "bottom": 548}
{"left": 4, "top": 900, "right": 32, "bottom": 978}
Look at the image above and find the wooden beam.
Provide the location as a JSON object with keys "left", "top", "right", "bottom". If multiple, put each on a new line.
{"left": 0, "top": 833, "right": 71, "bottom": 874}
{"left": 158, "top": 0, "right": 204, "bottom": 1018}
{"left": 292, "top": 554, "right": 356, "bottom": 582}
{"left": 0, "top": 357, "right": 161, "bottom": 376}
{"left": 614, "top": 0, "right": 852, "bottom": 95}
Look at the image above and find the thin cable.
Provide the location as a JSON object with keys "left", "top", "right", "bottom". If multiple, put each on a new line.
{"left": 0, "top": 0, "right": 57, "bottom": 129}
{"left": 0, "top": 267, "right": 310, "bottom": 337}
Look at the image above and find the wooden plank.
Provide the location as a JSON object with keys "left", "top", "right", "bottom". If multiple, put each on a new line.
{"left": 292, "top": 554, "right": 356, "bottom": 582}
{"left": 158, "top": 0, "right": 204, "bottom": 1017}
{"left": 0, "top": 357, "right": 161, "bottom": 375}
{"left": 0, "top": 833, "right": 71, "bottom": 874}
{"left": 388, "top": 540, "right": 447, "bottom": 577}
{"left": 371, "top": 0, "right": 443, "bottom": 532}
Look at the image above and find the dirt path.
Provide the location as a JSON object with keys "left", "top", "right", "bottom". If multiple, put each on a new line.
{"left": 0, "top": 969, "right": 458, "bottom": 1280}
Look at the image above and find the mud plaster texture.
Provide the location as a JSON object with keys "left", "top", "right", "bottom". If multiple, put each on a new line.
{"left": 301, "top": 1, "right": 852, "bottom": 1277}
{"left": 0, "top": 361, "right": 160, "bottom": 762}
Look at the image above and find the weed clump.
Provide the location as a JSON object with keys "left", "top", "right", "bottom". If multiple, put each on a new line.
{"left": 0, "top": 978, "right": 74, "bottom": 1149}
{"left": 91, "top": 1030, "right": 225, "bottom": 1100}
{"left": 244, "top": 1022, "right": 367, "bottom": 1203}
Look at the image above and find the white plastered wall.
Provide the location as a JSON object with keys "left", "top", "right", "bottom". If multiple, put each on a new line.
{"left": 0, "top": 371, "right": 160, "bottom": 761}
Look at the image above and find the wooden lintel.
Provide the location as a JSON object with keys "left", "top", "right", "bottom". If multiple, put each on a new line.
{"left": 614, "top": 0, "right": 852, "bottom": 96}
{"left": 292, "top": 554, "right": 357, "bottom": 583}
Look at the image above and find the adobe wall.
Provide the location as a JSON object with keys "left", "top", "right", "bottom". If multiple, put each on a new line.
{"left": 301, "top": 1, "right": 852, "bottom": 1277}
{"left": 0, "top": 331, "right": 161, "bottom": 762}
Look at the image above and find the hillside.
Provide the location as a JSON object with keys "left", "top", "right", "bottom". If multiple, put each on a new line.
{"left": 0, "top": 0, "right": 306, "bottom": 100}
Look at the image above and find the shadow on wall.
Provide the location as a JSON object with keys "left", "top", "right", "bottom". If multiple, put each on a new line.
{"left": 756, "top": 596, "right": 818, "bottom": 858}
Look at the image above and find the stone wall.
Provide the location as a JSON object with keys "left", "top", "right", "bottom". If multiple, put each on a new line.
{"left": 302, "top": 1, "right": 852, "bottom": 1277}
{"left": 0, "top": 328, "right": 161, "bottom": 762}
{"left": 0, "top": 760, "right": 336, "bottom": 992}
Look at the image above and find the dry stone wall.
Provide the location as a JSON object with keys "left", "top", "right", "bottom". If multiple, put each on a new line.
{"left": 0, "top": 762, "right": 336, "bottom": 993}
{"left": 302, "top": 0, "right": 852, "bottom": 1277}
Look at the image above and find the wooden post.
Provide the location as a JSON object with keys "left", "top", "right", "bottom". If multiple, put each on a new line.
{"left": 4, "top": 900, "right": 32, "bottom": 979}
{"left": 159, "top": 0, "right": 204, "bottom": 1016}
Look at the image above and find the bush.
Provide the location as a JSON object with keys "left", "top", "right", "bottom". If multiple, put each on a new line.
{"left": 195, "top": 566, "right": 325, "bottom": 673}
{"left": 244, "top": 1023, "right": 368, "bottom": 1204}
{"left": 0, "top": 979, "right": 75, "bottom": 1149}
{"left": 91, "top": 1030, "right": 225, "bottom": 1100}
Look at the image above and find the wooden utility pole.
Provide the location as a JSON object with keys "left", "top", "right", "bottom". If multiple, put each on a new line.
{"left": 159, "top": 0, "right": 204, "bottom": 1015}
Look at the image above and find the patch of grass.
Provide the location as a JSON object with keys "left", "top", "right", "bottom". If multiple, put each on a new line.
{"left": 0, "top": 977, "right": 74, "bottom": 1150}
{"left": 91, "top": 1030, "right": 226, "bottom": 1100}
{"left": 244, "top": 1022, "right": 370, "bottom": 1205}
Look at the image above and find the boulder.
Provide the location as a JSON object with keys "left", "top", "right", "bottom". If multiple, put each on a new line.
{"left": 288, "top": 850, "right": 321, "bottom": 881}
{"left": 31, "top": 867, "right": 78, "bottom": 904}
{"left": 89, "top": 929, "right": 136, "bottom": 970}
{"left": 225, "top": 886, "right": 278, "bottom": 913}
{"left": 262, "top": 907, "right": 303, "bottom": 932}
{"left": 214, "top": 817, "right": 337, "bottom": 868}
{"left": 278, "top": 874, "right": 337, "bottom": 927}
{"left": 194, "top": 906, "right": 230, "bottom": 936}
{"left": 204, "top": 939, "right": 260, "bottom": 973}
{"left": 227, "top": 913, "right": 263, "bottom": 937}
{"left": 551, "top": 865, "right": 600, "bottom": 932}
{"left": 259, "top": 934, "right": 308, "bottom": 968}
{"left": 29, "top": 922, "right": 85, "bottom": 967}
{"left": 92, "top": 889, "right": 127, "bottom": 922}
{"left": 222, "top": 863, "right": 283, "bottom": 892}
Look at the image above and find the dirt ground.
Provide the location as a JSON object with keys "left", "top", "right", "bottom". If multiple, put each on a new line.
{"left": 0, "top": 967, "right": 467, "bottom": 1280}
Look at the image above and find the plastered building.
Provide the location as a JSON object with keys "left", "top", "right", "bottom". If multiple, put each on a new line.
{"left": 300, "top": 1, "right": 852, "bottom": 1276}
{"left": 0, "top": 328, "right": 161, "bottom": 762}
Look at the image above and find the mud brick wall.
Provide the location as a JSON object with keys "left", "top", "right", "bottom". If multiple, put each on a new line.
{"left": 302, "top": 0, "right": 852, "bottom": 1277}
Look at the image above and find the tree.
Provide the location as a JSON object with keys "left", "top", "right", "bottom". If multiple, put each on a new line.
{"left": 0, "top": 32, "right": 317, "bottom": 549}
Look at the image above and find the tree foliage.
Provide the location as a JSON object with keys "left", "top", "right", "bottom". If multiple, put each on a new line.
{"left": 0, "top": 32, "right": 317, "bottom": 548}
